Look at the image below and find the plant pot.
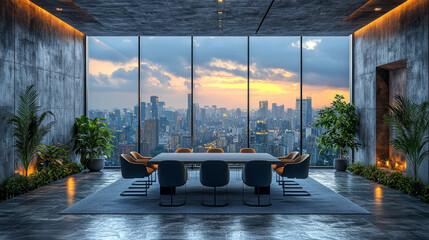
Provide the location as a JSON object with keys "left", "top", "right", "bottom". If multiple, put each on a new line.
{"left": 87, "top": 158, "right": 105, "bottom": 172}
{"left": 334, "top": 158, "right": 348, "bottom": 171}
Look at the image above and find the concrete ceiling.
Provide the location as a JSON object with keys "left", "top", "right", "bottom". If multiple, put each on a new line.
{"left": 29, "top": 0, "right": 407, "bottom": 36}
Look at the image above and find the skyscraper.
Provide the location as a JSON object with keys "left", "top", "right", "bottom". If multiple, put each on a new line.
{"left": 277, "top": 104, "right": 285, "bottom": 119}
{"left": 272, "top": 103, "right": 277, "bottom": 118}
{"left": 158, "top": 101, "right": 165, "bottom": 117}
{"left": 144, "top": 119, "right": 159, "bottom": 154}
{"left": 186, "top": 93, "right": 191, "bottom": 130}
{"left": 259, "top": 100, "right": 268, "bottom": 119}
{"left": 150, "top": 96, "right": 159, "bottom": 119}
{"left": 255, "top": 120, "right": 267, "bottom": 145}
{"left": 140, "top": 102, "right": 146, "bottom": 122}
{"left": 295, "top": 97, "right": 313, "bottom": 127}
{"left": 305, "top": 97, "right": 312, "bottom": 126}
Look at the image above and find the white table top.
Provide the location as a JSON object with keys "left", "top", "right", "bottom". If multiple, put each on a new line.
{"left": 149, "top": 153, "right": 281, "bottom": 164}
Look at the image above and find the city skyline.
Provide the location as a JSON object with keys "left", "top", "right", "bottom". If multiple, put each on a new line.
{"left": 88, "top": 36, "right": 349, "bottom": 111}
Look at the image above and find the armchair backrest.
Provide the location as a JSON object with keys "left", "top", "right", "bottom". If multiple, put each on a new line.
{"left": 284, "top": 151, "right": 299, "bottom": 160}
{"left": 120, "top": 154, "right": 150, "bottom": 178}
{"left": 175, "top": 148, "right": 192, "bottom": 153}
{"left": 158, "top": 160, "right": 187, "bottom": 187}
{"left": 242, "top": 160, "right": 272, "bottom": 187}
{"left": 130, "top": 151, "right": 145, "bottom": 159}
{"left": 207, "top": 148, "right": 224, "bottom": 153}
{"left": 282, "top": 154, "right": 310, "bottom": 179}
{"left": 200, "top": 160, "right": 230, "bottom": 187}
{"left": 239, "top": 148, "right": 256, "bottom": 153}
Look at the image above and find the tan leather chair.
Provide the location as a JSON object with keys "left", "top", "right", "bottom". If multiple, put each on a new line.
{"left": 276, "top": 154, "right": 309, "bottom": 175}
{"left": 272, "top": 151, "right": 299, "bottom": 170}
{"left": 207, "top": 148, "right": 224, "bottom": 153}
{"left": 275, "top": 154, "right": 311, "bottom": 196}
{"left": 130, "top": 151, "right": 157, "bottom": 170}
{"left": 239, "top": 148, "right": 256, "bottom": 153}
{"left": 175, "top": 148, "right": 192, "bottom": 153}
{"left": 122, "top": 154, "right": 155, "bottom": 175}
{"left": 120, "top": 154, "right": 155, "bottom": 196}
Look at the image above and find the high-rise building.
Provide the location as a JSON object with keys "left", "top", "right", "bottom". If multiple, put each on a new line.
{"left": 140, "top": 102, "right": 146, "bottom": 122}
{"left": 144, "top": 119, "right": 159, "bottom": 154}
{"left": 160, "top": 117, "right": 168, "bottom": 132}
{"left": 236, "top": 108, "right": 241, "bottom": 119}
{"left": 277, "top": 104, "right": 285, "bottom": 119}
{"left": 304, "top": 97, "right": 312, "bottom": 126}
{"left": 150, "top": 96, "right": 159, "bottom": 119}
{"left": 255, "top": 120, "right": 267, "bottom": 145}
{"left": 186, "top": 93, "right": 191, "bottom": 130}
{"left": 295, "top": 97, "right": 313, "bottom": 128}
{"left": 259, "top": 101, "right": 268, "bottom": 119}
{"left": 134, "top": 105, "right": 138, "bottom": 117}
{"left": 158, "top": 101, "right": 165, "bottom": 117}
{"left": 272, "top": 103, "right": 277, "bottom": 118}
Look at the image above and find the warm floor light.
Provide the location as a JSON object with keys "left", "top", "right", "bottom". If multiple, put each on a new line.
{"left": 56, "top": 8, "right": 63, "bottom": 11}
{"left": 218, "top": 0, "right": 223, "bottom": 2}
{"left": 218, "top": 11, "right": 223, "bottom": 14}
{"left": 67, "top": 177, "right": 76, "bottom": 207}
{"left": 374, "top": 7, "right": 382, "bottom": 11}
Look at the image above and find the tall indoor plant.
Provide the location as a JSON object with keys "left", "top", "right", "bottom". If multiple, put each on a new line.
{"left": 384, "top": 96, "right": 429, "bottom": 180}
{"left": 7, "top": 85, "right": 56, "bottom": 177}
{"left": 315, "top": 94, "right": 359, "bottom": 171}
{"left": 73, "top": 115, "right": 115, "bottom": 171}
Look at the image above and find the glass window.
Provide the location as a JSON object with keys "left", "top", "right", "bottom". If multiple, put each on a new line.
{"left": 87, "top": 37, "right": 139, "bottom": 166}
{"left": 249, "top": 37, "right": 301, "bottom": 157}
{"left": 140, "top": 37, "right": 191, "bottom": 156}
{"left": 302, "top": 36, "right": 350, "bottom": 166}
{"left": 193, "top": 37, "right": 248, "bottom": 153}
{"left": 86, "top": 36, "right": 350, "bottom": 166}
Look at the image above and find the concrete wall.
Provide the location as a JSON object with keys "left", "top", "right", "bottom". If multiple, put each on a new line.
{"left": 353, "top": 0, "right": 429, "bottom": 182}
{"left": 0, "top": 0, "right": 85, "bottom": 180}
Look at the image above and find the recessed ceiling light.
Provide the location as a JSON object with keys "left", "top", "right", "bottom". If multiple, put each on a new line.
{"left": 320, "top": 12, "right": 326, "bottom": 15}
{"left": 218, "top": 11, "right": 223, "bottom": 14}
{"left": 218, "top": 19, "right": 222, "bottom": 21}
{"left": 218, "top": 0, "right": 223, "bottom": 2}
{"left": 374, "top": 8, "right": 382, "bottom": 11}
{"left": 56, "top": 8, "right": 63, "bottom": 11}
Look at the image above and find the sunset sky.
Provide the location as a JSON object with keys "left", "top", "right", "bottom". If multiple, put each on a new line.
{"left": 88, "top": 36, "right": 349, "bottom": 111}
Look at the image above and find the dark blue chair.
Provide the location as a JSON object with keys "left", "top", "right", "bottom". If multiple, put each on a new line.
{"left": 158, "top": 160, "right": 188, "bottom": 206}
{"left": 120, "top": 154, "right": 154, "bottom": 196}
{"left": 200, "top": 160, "right": 230, "bottom": 207}
{"left": 275, "top": 154, "right": 311, "bottom": 196}
{"left": 242, "top": 160, "right": 272, "bottom": 207}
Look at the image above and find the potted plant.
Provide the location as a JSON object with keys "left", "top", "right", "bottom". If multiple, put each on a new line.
{"left": 315, "top": 95, "right": 360, "bottom": 171}
{"left": 383, "top": 96, "right": 429, "bottom": 180}
{"left": 73, "top": 115, "right": 115, "bottom": 171}
{"left": 7, "top": 85, "right": 55, "bottom": 177}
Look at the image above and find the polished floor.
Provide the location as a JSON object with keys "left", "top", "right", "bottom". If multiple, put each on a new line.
{"left": 0, "top": 169, "right": 428, "bottom": 240}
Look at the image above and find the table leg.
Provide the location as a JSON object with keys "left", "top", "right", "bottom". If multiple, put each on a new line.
{"left": 160, "top": 186, "right": 176, "bottom": 195}
{"left": 255, "top": 186, "right": 270, "bottom": 195}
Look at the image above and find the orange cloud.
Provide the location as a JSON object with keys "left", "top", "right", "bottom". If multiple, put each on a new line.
{"left": 209, "top": 58, "right": 247, "bottom": 71}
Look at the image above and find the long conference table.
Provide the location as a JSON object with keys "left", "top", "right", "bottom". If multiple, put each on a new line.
{"left": 149, "top": 153, "right": 281, "bottom": 164}
{"left": 149, "top": 153, "right": 281, "bottom": 195}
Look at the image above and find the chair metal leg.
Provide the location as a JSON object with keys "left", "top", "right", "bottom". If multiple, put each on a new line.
{"left": 202, "top": 186, "right": 228, "bottom": 207}
{"left": 243, "top": 186, "right": 272, "bottom": 207}
{"left": 121, "top": 177, "right": 149, "bottom": 196}
{"left": 283, "top": 189, "right": 311, "bottom": 196}
{"left": 159, "top": 186, "right": 186, "bottom": 207}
